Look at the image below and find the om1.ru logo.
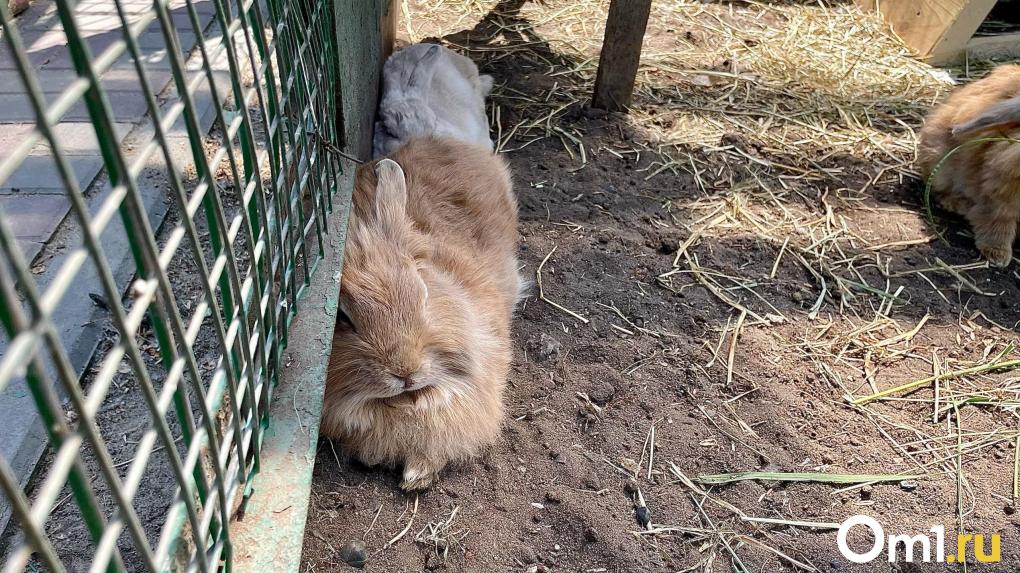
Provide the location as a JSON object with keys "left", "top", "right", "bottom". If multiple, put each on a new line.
{"left": 838, "top": 515, "right": 1001, "bottom": 564}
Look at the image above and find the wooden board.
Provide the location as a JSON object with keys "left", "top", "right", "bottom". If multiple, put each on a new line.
{"left": 380, "top": 0, "right": 397, "bottom": 64}
{"left": 857, "top": 0, "right": 998, "bottom": 63}
{"left": 592, "top": 0, "right": 652, "bottom": 112}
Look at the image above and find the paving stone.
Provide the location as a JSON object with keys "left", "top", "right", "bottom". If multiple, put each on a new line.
{"left": 0, "top": 91, "right": 154, "bottom": 123}
{"left": 0, "top": 68, "right": 76, "bottom": 93}
{"left": 0, "top": 33, "right": 68, "bottom": 70}
{"left": 0, "top": 194, "right": 70, "bottom": 241}
{"left": 137, "top": 29, "right": 196, "bottom": 51}
{"left": 65, "top": 90, "right": 153, "bottom": 122}
{"left": 0, "top": 93, "right": 36, "bottom": 121}
{"left": 14, "top": 237, "right": 45, "bottom": 264}
{"left": 100, "top": 66, "right": 174, "bottom": 93}
{"left": 0, "top": 155, "right": 104, "bottom": 193}
{"left": 31, "top": 122, "right": 134, "bottom": 155}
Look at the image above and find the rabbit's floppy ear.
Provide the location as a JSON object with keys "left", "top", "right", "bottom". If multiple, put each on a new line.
{"left": 374, "top": 158, "right": 408, "bottom": 226}
{"left": 406, "top": 44, "right": 440, "bottom": 88}
{"left": 953, "top": 95, "right": 1020, "bottom": 138}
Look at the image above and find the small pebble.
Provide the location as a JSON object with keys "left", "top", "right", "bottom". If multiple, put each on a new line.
{"left": 899, "top": 479, "right": 918, "bottom": 492}
{"left": 635, "top": 506, "right": 651, "bottom": 528}
{"left": 339, "top": 539, "right": 366, "bottom": 569}
{"left": 588, "top": 380, "right": 616, "bottom": 405}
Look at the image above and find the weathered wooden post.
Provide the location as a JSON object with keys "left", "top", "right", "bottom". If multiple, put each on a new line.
{"left": 592, "top": 0, "right": 653, "bottom": 112}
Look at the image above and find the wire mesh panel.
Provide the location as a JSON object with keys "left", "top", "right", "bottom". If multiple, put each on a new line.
{"left": 0, "top": 0, "right": 347, "bottom": 568}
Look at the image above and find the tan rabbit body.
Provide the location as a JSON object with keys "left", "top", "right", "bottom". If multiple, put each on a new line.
{"left": 321, "top": 138, "right": 522, "bottom": 490}
{"left": 918, "top": 64, "right": 1020, "bottom": 266}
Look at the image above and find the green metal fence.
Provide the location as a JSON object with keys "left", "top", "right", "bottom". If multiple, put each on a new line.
{"left": 0, "top": 0, "right": 351, "bottom": 568}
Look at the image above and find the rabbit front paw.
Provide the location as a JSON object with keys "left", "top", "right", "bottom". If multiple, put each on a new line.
{"left": 978, "top": 242, "right": 1013, "bottom": 267}
{"left": 400, "top": 460, "right": 439, "bottom": 491}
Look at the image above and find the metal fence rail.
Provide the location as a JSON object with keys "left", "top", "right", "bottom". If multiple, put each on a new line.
{"left": 0, "top": 0, "right": 346, "bottom": 568}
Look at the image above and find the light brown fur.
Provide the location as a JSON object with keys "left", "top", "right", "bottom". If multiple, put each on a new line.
{"left": 917, "top": 64, "right": 1020, "bottom": 266}
{"left": 320, "top": 138, "right": 522, "bottom": 490}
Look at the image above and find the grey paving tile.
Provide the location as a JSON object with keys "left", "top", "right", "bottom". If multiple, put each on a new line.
{"left": 0, "top": 68, "right": 76, "bottom": 93}
{"left": 0, "top": 193, "right": 70, "bottom": 241}
{"left": 30, "top": 121, "right": 133, "bottom": 155}
{"left": 0, "top": 93, "right": 43, "bottom": 123}
{"left": 0, "top": 154, "right": 104, "bottom": 193}
{"left": 0, "top": 90, "right": 152, "bottom": 122}
{"left": 15, "top": 237, "right": 44, "bottom": 264}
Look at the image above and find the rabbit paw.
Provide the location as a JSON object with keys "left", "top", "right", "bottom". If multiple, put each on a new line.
{"left": 978, "top": 243, "right": 1013, "bottom": 267}
{"left": 400, "top": 461, "right": 438, "bottom": 491}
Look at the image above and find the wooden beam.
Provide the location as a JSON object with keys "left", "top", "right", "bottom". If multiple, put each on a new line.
{"left": 856, "top": 0, "right": 997, "bottom": 63}
{"left": 592, "top": 0, "right": 652, "bottom": 112}
{"left": 380, "top": 0, "right": 397, "bottom": 63}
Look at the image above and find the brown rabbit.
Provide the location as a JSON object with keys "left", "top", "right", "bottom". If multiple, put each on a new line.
{"left": 320, "top": 137, "right": 523, "bottom": 490}
{"left": 918, "top": 64, "right": 1020, "bottom": 266}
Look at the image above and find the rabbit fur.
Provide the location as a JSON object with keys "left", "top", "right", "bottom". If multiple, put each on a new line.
{"left": 373, "top": 43, "right": 494, "bottom": 158}
{"left": 321, "top": 137, "right": 522, "bottom": 490}
{"left": 918, "top": 64, "right": 1020, "bottom": 266}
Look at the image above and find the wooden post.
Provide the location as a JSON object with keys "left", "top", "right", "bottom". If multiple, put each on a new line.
{"left": 381, "top": 0, "right": 397, "bottom": 63}
{"left": 592, "top": 0, "right": 652, "bottom": 112}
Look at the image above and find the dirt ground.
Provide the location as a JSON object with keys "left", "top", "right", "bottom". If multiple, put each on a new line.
{"left": 302, "top": 1, "right": 1020, "bottom": 571}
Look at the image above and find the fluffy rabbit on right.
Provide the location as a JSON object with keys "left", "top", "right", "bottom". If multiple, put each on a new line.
{"left": 373, "top": 43, "right": 494, "bottom": 157}
{"left": 918, "top": 64, "right": 1020, "bottom": 266}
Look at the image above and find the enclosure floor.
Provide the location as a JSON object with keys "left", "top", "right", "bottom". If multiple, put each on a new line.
{"left": 302, "top": 1, "right": 1020, "bottom": 571}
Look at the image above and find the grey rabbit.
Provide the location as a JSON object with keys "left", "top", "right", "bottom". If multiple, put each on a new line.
{"left": 373, "top": 43, "right": 494, "bottom": 158}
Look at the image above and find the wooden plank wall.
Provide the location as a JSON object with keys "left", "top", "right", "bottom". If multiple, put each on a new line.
{"left": 856, "top": 0, "right": 1000, "bottom": 63}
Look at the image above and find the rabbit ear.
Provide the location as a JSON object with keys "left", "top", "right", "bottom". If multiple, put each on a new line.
{"left": 953, "top": 95, "right": 1020, "bottom": 138}
{"left": 406, "top": 44, "right": 440, "bottom": 88}
{"left": 374, "top": 158, "right": 408, "bottom": 225}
